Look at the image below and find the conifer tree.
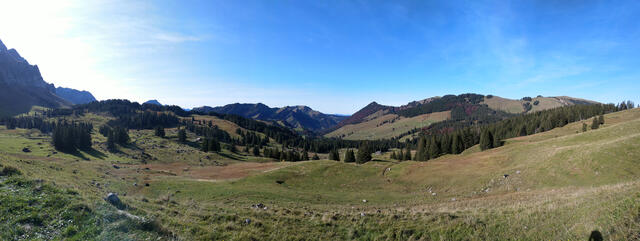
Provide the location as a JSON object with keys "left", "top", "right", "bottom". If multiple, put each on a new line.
{"left": 356, "top": 144, "right": 372, "bottom": 164}
{"left": 253, "top": 146, "right": 260, "bottom": 156}
{"left": 479, "top": 129, "right": 494, "bottom": 151}
{"left": 428, "top": 136, "right": 441, "bottom": 159}
{"left": 154, "top": 126, "right": 165, "bottom": 138}
{"left": 312, "top": 153, "right": 320, "bottom": 160}
{"left": 591, "top": 117, "right": 599, "bottom": 130}
{"left": 329, "top": 149, "right": 340, "bottom": 161}
{"left": 302, "top": 150, "right": 309, "bottom": 160}
{"left": 178, "top": 128, "right": 187, "bottom": 142}
{"left": 404, "top": 148, "right": 411, "bottom": 161}
{"left": 582, "top": 123, "right": 587, "bottom": 132}
{"left": 415, "top": 136, "right": 426, "bottom": 161}
{"left": 598, "top": 115, "right": 604, "bottom": 125}
{"left": 107, "top": 131, "right": 116, "bottom": 151}
{"left": 344, "top": 149, "right": 356, "bottom": 163}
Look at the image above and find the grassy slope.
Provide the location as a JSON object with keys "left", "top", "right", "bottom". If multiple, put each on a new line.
{"left": 482, "top": 96, "right": 598, "bottom": 114}
{"left": 1, "top": 109, "right": 640, "bottom": 240}
{"left": 326, "top": 111, "right": 450, "bottom": 140}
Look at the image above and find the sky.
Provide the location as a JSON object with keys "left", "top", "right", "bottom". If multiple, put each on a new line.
{"left": 0, "top": 0, "right": 639, "bottom": 114}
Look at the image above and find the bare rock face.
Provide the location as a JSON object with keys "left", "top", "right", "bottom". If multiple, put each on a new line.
{"left": 0, "top": 38, "right": 74, "bottom": 116}
{"left": 0, "top": 40, "right": 51, "bottom": 90}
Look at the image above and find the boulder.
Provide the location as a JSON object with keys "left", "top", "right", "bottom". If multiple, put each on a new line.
{"left": 106, "top": 193, "right": 125, "bottom": 209}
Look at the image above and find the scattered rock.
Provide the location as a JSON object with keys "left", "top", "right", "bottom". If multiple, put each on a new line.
{"left": 106, "top": 193, "right": 124, "bottom": 209}
{"left": 432, "top": 193, "right": 437, "bottom": 196}
{"left": 360, "top": 212, "right": 366, "bottom": 217}
{"left": 252, "top": 203, "right": 265, "bottom": 209}
{"left": 244, "top": 218, "right": 251, "bottom": 224}
{"left": 22, "top": 147, "right": 31, "bottom": 153}
{"left": 503, "top": 174, "right": 509, "bottom": 178}
{"left": 133, "top": 183, "right": 138, "bottom": 187}
{"left": 451, "top": 198, "right": 456, "bottom": 201}
{"left": 516, "top": 170, "right": 521, "bottom": 174}
{"left": 362, "top": 199, "right": 367, "bottom": 203}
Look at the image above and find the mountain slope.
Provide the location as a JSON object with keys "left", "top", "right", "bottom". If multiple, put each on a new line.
{"left": 0, "top": 39, "right": 70, "bottom": 116}
{"left": 327, "top": 94, "right": 598, "bottom": 140}
{"left": 193, "top": 103, "right": 348, "bottom": 132}
{"left": 55, "top": 87, "right": 96, "bottom": 104}
{"left": 143, "top": 100, "right": 163, "bottom": 106}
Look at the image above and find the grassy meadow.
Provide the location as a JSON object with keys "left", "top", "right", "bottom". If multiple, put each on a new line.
{"left": 1, "top": 109, "right": 640, "bottom": 240}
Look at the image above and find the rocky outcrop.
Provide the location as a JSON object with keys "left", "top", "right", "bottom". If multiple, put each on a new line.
{"left": 0, "top": 38, "right": 71, "bottom": 116}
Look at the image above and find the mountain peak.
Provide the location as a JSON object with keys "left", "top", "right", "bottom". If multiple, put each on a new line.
{"left": 144, "top": 100, "right": 163, "bottom": 106}
{"left": 7, "top": 49, "right": 27, "bottom": 63}
{"left": 0, "top": 39, "right": 6, "bottom": 52}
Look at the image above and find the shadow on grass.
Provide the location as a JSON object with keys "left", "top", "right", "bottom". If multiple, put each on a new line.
{"left": 85, "top": 148, "right": 108, "bottom": 159}
{"left": 218, "top": 152, "right": 240, "bottom": 160}
{"left": 63, "top": 147, "right": 107, "bottom": 160}
{"left": 589, "top": 230, "right": 603, "bottom": 241}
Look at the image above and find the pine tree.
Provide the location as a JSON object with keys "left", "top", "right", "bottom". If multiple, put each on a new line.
{"left": 329, "top": 149, "right": 340, "bottom": 161}
{"left": 415, "top": 136, "right": 426, "bottom": 161}
{"left": 404, "top": 148, "right": 411, "bottom": 161}
{"left": 302, "top": 150, "right": 309, "bottom": 160}
{"left": 178, "top": 128, "right": 187, "bottom": 142}
{"left": 344, "top": 149, "right": 356, "bottom": 163}
{"left": 356, "top": 144, "right": 372, "bottom": 164}
{"left": 390, "top": 151, "right": 396, "bottom": 160}
{"left": 312, "top": 153, "right": 320, "bottom": 160}
{"left": 107, "top": 131, "right": 116, "bottom": 151}
{"left": 582, "top": 123, "right": 587, "bottom": 132}
{"left": 591, "top": 117, "right": 599, "bottom": 130}
{"left": 519, "top": 125, "right": 527, "bottom": 136}
{"left": 253, "top": 146, "right": 260, "bottom": 156}
{"left": 154, "top": 126, "right": 165, "bottom": 138}
{"left": 598, "top": 115, "right": 604, "bottom": 125}
{"left": 428, "top": 136, "right": 441, "bottom": 159}
{"left": 479, "top": 129, "right": 494, "bottom": 151}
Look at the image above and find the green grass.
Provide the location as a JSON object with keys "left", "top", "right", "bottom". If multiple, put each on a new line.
{"left": 2, "top": 109, "right": 640, "bottom": 240}
{"left": 326, "top": 111, "right": 450, "bottom": 140}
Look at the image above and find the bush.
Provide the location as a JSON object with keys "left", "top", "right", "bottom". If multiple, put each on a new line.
{"left": 533, "top": 100, "right": 540, "bottom": 106}
{"left": 0, "top": 166, "right": 21, "bottom": 176}
{"left": 522, "top": 97, "right": 532, "bottom": 101}
{"left": 486, "top": 95, "right": 493, "bottom": 99}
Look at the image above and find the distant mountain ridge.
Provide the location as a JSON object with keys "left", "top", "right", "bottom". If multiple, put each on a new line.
{"left": 193, "top": 103, "right": 349, "bottom": 132}
{"left": 55, "top": 87, "right": 96, "bottom": 104}
{"left": 144, "top": 100, "right": 163, "bottom": 106}
{"left": 326, "top": 94, "right": 599, "bottom": 140}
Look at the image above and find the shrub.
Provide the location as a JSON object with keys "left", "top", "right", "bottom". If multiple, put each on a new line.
{"left": 533, "top": 100, "right": 540, "bottom": 106}
{"left": 0, "top": 166, "right": 21, "bottom": 176}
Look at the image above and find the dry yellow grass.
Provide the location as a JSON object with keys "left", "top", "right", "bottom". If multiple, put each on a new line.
{"left": 326, "top": 111, "right": 450, "bottom": 140}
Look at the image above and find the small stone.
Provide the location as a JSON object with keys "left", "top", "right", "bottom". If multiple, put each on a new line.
{"left": 244, "top": 218, "right": 251, "bottom": 224}
{"left": 362, "top": 199, "right": 367, "bottom": 203}
{"left": 432, "top": 193, "right": 437, "bottom": 196}
{"left": 360, "top": 212, "right": 366, "bottom": 217}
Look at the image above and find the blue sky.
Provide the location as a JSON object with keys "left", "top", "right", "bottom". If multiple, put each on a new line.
{"left": 1, "top": 0, "right": 639, "bottom": 114}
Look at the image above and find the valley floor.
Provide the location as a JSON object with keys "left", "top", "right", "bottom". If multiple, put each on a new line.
{"left": 2, "top": 109, "right": 640, "bottom": 240}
